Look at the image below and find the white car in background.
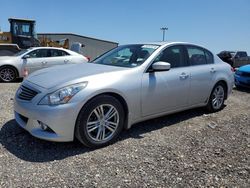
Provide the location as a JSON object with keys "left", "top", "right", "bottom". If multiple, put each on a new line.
{"left": 0, "top": 47, "right": 89, "bottom": 82}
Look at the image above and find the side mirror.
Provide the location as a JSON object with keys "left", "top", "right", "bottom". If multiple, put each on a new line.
{"left": 152, "top": 61, "right": 171, "bottom": 71}
{"left": 22, "top": 54, "right": 30, "bottom": 59}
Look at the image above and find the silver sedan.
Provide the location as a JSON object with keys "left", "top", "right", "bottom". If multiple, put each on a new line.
{"left": 14, "top": 42, "right": 234, "bottom": 148}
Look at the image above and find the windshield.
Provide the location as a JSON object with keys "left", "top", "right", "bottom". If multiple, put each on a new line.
{"left": 14, "top": 49, "right": 29, "bottom": 56}
{"left": 92, "top": 44, "right": 159, "bottom": 68}
{"left": 12, "top": 21, "right": 33, "bottom": 37}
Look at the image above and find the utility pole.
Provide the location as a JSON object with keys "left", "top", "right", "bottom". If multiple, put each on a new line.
{"left": 160, "top": 27, "right": 168, "bottom": 41}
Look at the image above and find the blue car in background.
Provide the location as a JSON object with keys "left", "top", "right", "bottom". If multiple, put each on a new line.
{"left": 235, "top": 65, "right": 250, "bottom": 89}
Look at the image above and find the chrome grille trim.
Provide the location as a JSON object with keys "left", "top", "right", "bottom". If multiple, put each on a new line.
{"left": 17, "top": 85, "right": 39, "bottom": 101}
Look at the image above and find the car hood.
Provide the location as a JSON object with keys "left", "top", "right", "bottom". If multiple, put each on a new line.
{"left": 239, "top": 65, "right": 250, "bottom": 72}
{"left": 0, "top": 56, "right": 18, "bottom": 63}
{"left": 26, "top": 63, "right": 129, "bottom": 89}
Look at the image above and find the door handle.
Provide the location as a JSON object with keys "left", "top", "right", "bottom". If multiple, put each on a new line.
{"left": 64, "top": 59, "right": 69, "bottom": 63}
{"left": 41, "top": 61, "right": 47, "bottom": 65}
{"left": 179, "top": 72, "right": 189, "bottom": 80}
{"left": 210, "top": 68, "right": 216, "bottom": 73}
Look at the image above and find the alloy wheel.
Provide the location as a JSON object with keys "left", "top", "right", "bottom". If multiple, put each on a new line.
{"left": 211, "top": 85, "right": 224, "bottom": 110}
{"left": 86, "top": 104, "right": 119, "bottom": 142}
{"left": 0, "top": 67, "right": 15, "bottom": 82}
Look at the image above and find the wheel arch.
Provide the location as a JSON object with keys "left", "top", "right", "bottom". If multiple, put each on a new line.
{"left": 76, "top": 92, "right": 129, "bottom": 131}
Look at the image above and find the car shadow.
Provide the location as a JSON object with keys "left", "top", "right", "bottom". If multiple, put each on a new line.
{"left": 0, "top": 78, "right": 23, "bottom": 83}
{"left": 0, "top": 107, "right": 212, "bottom": 163}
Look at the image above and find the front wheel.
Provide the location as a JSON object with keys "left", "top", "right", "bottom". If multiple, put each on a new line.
{"left": 75, "top": 95, "right": 125, "bottom": 148}
{"left": 0, "top": 66, "right": 17, "bottom": 82}
{"left": 206, "top": 83, "right": 226, "bottom": 112}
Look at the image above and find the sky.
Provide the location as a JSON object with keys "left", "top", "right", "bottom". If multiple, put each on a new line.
{"left": 0, "top": 0, "right": 250, "bottom": 54}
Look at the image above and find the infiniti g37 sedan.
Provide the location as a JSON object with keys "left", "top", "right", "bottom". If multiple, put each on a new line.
{"left": 0, "top": 47, "right": 88, "bottom": 82}
{"left": 14, "top": 42, "right": 234, "bottom": 148}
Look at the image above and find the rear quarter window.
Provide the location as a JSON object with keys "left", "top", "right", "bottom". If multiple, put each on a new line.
{"left": 204, "top": 50, "right": 214, "bottom": 64}
{"left": 187, "top": 46, "right": 214, "bottom": 65}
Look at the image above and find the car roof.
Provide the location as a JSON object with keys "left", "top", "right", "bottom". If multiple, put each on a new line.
{"left": 122, "top": 42, "right": 212, "bottom": 52}
{"left": 26, "top": 47, "right": 83, "bottom": 56}
{"left": 28, "top": 47, "right": 68, "bottom": 51}
{"left": 125, "top": 41, "right": 208, "bottom": 48}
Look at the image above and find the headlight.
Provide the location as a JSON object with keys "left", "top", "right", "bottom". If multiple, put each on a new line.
{"left": 39, "top": 82, "right": 87, "bottom": 105}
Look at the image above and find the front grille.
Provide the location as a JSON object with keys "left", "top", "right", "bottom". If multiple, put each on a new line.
{"left": 241, "top": 71, "right": 250, "bottom": 78}
{"left": 17, "top": 85, "right": 39, "bottom": 101}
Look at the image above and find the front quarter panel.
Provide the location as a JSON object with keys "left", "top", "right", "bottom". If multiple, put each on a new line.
{"left": 72, "top": 68, "right": 143, "bottom": 128}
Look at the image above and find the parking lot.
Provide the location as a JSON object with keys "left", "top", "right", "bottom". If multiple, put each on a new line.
{"left": 0, "top": 82, "right": 249, "bottom": 187}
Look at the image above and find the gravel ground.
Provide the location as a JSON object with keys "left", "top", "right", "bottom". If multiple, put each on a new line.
{"left": 0, "top": 83, "right": 249, "bottom": 187}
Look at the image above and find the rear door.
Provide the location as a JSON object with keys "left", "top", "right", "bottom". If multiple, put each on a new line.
{"left": 185, "top": 45, "right": 215, "bottom": 105}
{"left": 141, "top": 45, "right": 190, "bottom": 116}
{"left": 45, "top": 49, "right": 71, "bottom": 68}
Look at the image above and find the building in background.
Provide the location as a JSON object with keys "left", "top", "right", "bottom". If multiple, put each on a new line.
{"left": 38, "top": 33, "right": 118, "bottom": 60}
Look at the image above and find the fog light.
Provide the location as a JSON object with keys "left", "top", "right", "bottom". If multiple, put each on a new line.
{"left": 38, "top": 121, "right": 48, "bottom": 130}
{"left": 37, "top": 121, "right": 55, "bottom": 133}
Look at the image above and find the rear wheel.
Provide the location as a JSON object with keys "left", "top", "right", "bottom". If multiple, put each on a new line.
{"left": 206, "top": 83, "right": 226, "bottom": 112}
{"left": 0, "top": 66, "right": 17, "bottom": 82}
{"left": 75, "top": 95, "right": 125, "bottom": 148}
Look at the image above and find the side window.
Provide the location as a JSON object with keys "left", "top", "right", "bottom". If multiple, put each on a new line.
{"left": 187, "top": 46, "right": 207, "bottom": 66}
{"left": 154, "top": 45, "right": 186, "bottom": 68}
{"left": 28, "top": 49, "right": 48, "bottom": 58}
{"left": 50, "top": 49, "right": 69, "bottom": 57}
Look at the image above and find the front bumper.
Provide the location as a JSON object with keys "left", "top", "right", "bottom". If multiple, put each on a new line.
{"left": 235, "top": 75, "right": 250, "bottom": 88}
{"left": 14, "top": 84, "right": 84, "bottom": 142}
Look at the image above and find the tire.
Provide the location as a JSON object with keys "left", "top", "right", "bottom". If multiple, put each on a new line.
{"left": 0, "top": 66, "right": 17, "bottom": 82}
{"left": 206, "top": 82, "right": 226, "bottom": 112}
{"left": 75, "top": 95, "right": 125, "bottom": 148}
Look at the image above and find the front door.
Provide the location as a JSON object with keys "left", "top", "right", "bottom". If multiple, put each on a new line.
{"left": 141, "top": 45, "right": 190, "bottom": 117}
{"left": 44, "top": 49, "right": 71, "bottom": 68}
{"left": 24, "top": 49, "right": 49, "bottom": 73}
